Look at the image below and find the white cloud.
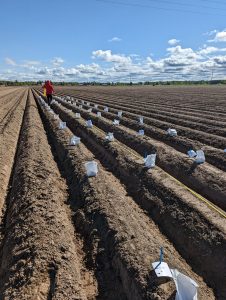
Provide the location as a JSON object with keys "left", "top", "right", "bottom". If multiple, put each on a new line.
{"left": 129, "top": 54, "right": 141, "bottom": 61}
{"left": 203, "top": 29, "right": 217, "bottom": 36}
{"left": 146, "top": 57, "right": 164, "bottom": 71}
{"left": 215, "top": 31, "right": 226, "bottom": 42}
{"left": 108, "top": 37, "right": 122, "bottom": 42}
{"left": 36, "top": 67, "right": 51, "bottom": 75}
{"left": 199, "top": 46, "right": 219, "bottom": 55}
{"left": 92, "top": 50, "right": 131, "bottom": 64}
{"left": 3, "top": 58, "right": 42, "bottom": 71}
{"left": 51, "top": 57, "right": 64, "bottom": 66}
{"left": 168, "top": 39, "right": 180, "bottom": 46}
{"left": 130, "top": 54, "right": 140, "bottom": 57}
{"left": 165, "top": 46, "right": 200, "bottom": 68}
{"left": 5, "top": 57, "right": 17, "bottom": 66}
{"left": 76, "top": 63, "right": 104, "bottom": 74}
{"left": 3, "top": 30, "right": 226, "bottom": 82}
{"left": 208, "top": 30, "right": 226, "bottom": 43}
{"left": 198, "top": 46, "right": 226, "bottom": 55}
{"left": 2, "top": 51, "right": 226, "bottom": 82}
{"left": 213, "top": 55, "right": 226, "bottom": 65}
{"left": 167, "top": 45, "right": 197, "bottom": 57}
{"left": 24, "top": 60, "right": 41, "bottom": 66}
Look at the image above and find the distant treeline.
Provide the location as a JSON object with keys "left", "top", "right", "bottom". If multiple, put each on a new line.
{"left": 1, "top": 80, "right": 226, "bottom": 86}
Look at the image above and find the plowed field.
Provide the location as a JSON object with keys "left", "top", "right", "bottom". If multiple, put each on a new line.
{"left": 0, "top": 85, "right": 225, "bottom": 299}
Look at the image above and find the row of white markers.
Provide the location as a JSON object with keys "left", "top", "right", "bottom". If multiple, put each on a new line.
{"left": 58, "top": 118, "right": 156, "bottom": 172}
{"left": 52, "top": 99, "right": 154, "bottom": 169}
{"left": 57, "top": 96, "right": 209, "bottom": 165}
{"left": 42, "top": 95, "right": 226, "bottom": 176}
{"left": 57, "top": 96, "right": 143, "bottom": 123}
{"left": 39, "top": 97, "right": 97, "bottom": 177}
{"left": 41, "top": 98, "right": 157, "bottom": 174}
{"left": 62, "top": 95, "right": 224, "bottom": 154}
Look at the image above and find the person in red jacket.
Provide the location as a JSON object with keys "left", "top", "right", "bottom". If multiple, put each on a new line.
{"left": 43, "top": 80, "right": 54, "bottom": 105}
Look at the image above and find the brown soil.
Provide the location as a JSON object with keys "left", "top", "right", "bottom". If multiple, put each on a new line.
{"left": 0, "top": 88, "right": 28, "bottom": 221}
{"left": 55, "top": 89, "right": 226, "bottom": 171}
{"left": 35, "top": 91, "right": 215, "bottom": 299}
{"left": 0, "top": 91, "right": 97, "bottom": 299}
{"left": 41, "top": 92, "right": 226, "bottom": 298}
{"left": 46, "top": 94, "right": 226, "bottom": 211}
{"left": 0, "top": 85, "right": 225, "bottom": 299}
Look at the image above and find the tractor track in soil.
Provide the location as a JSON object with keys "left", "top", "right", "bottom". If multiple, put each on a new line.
{"left": 0, "top": 88, "right": 25, "bottom": 120}
{"left": 0, "top": 88, "right": 22, "bottom": 102}
{"left": 0, "top": 89, "right": 28, "bottom": 134}
{"left": 33, "top": 90, "right": 217, "bottom": 299}
{"left": 0, "top": 88, "right": 28, "bottom": 222}
{"left": 0, "top": 90, "right": 98, "bottom": 299}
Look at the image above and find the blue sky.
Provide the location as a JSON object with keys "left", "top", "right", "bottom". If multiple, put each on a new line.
{"left": 1, "top": 0, "right": 226, "bottom": 81}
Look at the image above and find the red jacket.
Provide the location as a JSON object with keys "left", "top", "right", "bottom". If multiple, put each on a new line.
{"left": 43, "top": 81, "right": 54, "bottom": 94}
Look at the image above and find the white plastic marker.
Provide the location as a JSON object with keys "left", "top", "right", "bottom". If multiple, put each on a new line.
{"left": 195, "top": 150, "right": 205, "bottom": 164}
{"left": 70, "top": 136, "right": 81, "bottom": 146}
{"left": 104, "top": 106, "right": 109, "bottom": 112}
{"left": 113, "top": 119, "right": 120, "bottom": 125}
{"left": 106, "top": 132, "right": 114, "bottom": 142}
{"left": 139, "top": 116, "right": 144, "bottom": 124}
{"left": 171, "top": 269, "right": 198, "bottom": 300}
{"left": 118, "top": 111, "right": 123, "bottom": 117}
{"left": 97, "top": 111, "right": 101, "bottom": 117}
{"left": 167, "top": 128, "right": 177, "bottom": 137}
{"left": 75, "top": 113, "right": 81, "bottom": 119}
{"left": 85, "top": 161, "right": 98, "bottom": 177}
{"left": 152, "top": 248, "right": 198, "bottom": 300}
{"left": 144, "top": 154, "right": 156, "bottom": 168}
{"left": 87, "top": 108, "right": 92, "bottom": 113}
{"left": 152, "top": 261, "right": 173, "bottom": 278}
{"left": 86, "top": 120, "right": 93, "bottom": 128}
{"left": 187, "top": 150, "right": 196, "bottom": 158}
{"left": 138, "top": 129, "right": 144, "bottom": 136}
{"left": 94, "top": 104, "right": 98, "bottom": 108}
{"left": 59, "top": 121, "right": 66, "bottom": 129}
